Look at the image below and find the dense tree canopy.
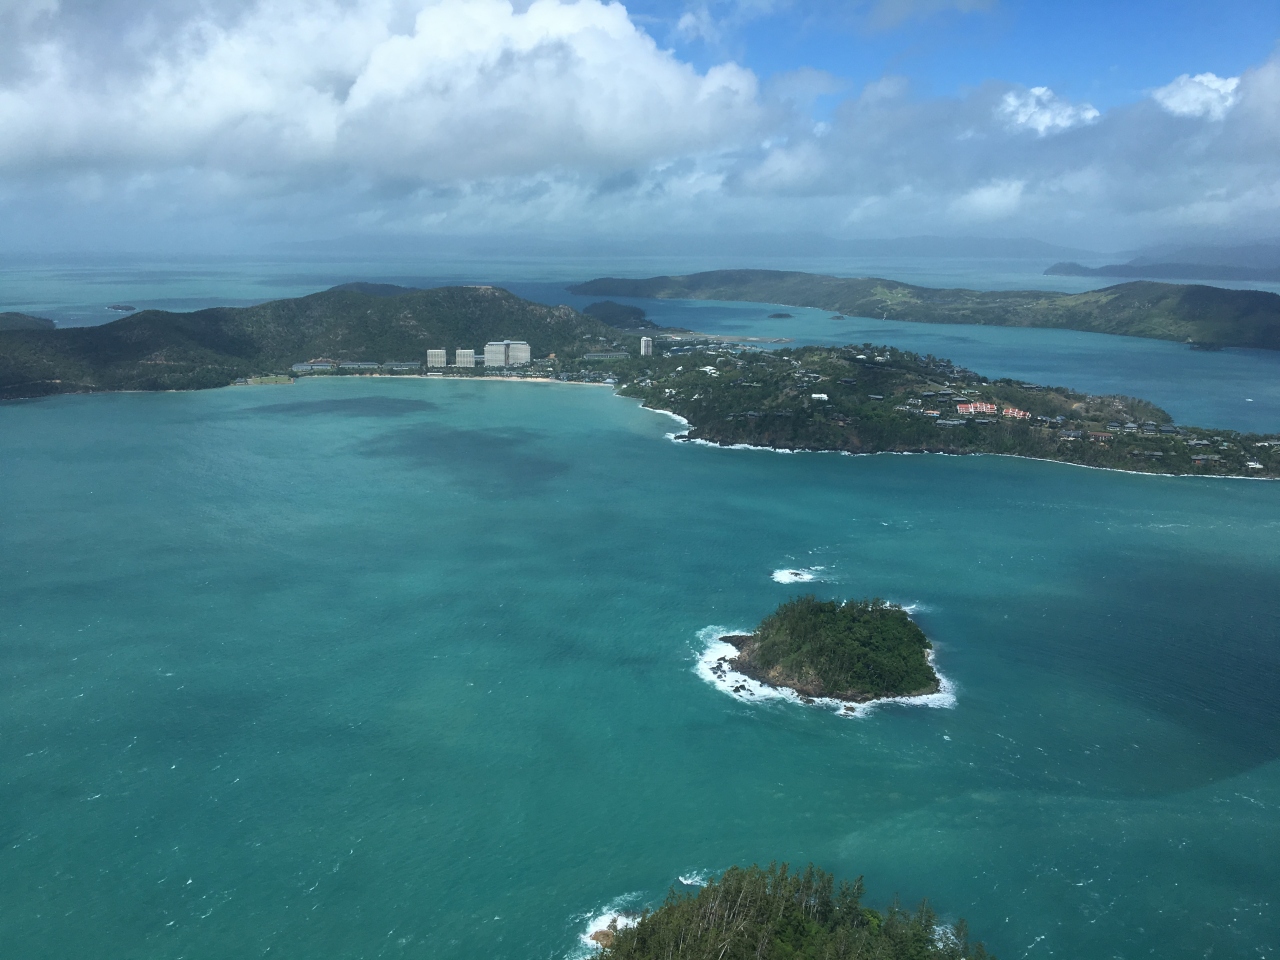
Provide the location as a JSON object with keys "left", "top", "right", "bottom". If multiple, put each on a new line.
{"left": 746, "top": 596, "right": 937, "bottom": 700}
{"left": 602, "top": 863, "right": 991, "bottom": 960}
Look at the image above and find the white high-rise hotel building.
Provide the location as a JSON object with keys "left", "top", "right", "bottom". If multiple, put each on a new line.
{"left": 484, "top": 341, "right": 531, "bottom": 367}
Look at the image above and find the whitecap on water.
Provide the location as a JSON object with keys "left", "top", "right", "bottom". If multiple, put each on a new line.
{"left": 771, "top": 567, "right": 823, "bottom": 584}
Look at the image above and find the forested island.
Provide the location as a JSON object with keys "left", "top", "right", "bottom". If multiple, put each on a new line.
{"left": 568, "top": 269, "right": 1280, "bottom": 350}
{"left": 610, "top": 342, "right": 1280, "bottom": 477}
{"left": 719, "top": 596, "right": 938, "bottom": 704}
{"left": 595, "top": 862, "right": 991, "bottom": 959}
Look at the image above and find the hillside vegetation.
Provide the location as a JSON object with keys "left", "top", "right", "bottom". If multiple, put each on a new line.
{"left": 729, "top": 596, "right": 938, "bottom": 701}
{"left": 611, "top": 342, "right": 1280, "bottom": 477}
{"left": 569, "top": 269, "right": 1280, "bottom": 349}
{"left": 0, "top": 312, "right": 55, "bottom": 332}
{"left": 0, "top": 285, "right": 626, "bottom": 399}
{"left": 600, "top": 863, "right": 991, "bottom": 960}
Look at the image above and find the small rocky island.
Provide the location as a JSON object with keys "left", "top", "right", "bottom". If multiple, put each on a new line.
{"left": 720, "top": 595, "right": 939, "bottom": 704}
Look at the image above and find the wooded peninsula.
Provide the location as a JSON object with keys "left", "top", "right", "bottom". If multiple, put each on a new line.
{"left": 612, "top": 343, "right": 1280, "bottom": 477}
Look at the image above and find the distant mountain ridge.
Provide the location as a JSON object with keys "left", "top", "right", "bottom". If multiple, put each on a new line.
{"left": 0, "top": 284, "right": 623, "bottom": 399}
{"left": 1046, "top": 262, "right": 1280, "bottom": 282}
{"left": 569, "top": 269, "right": 1280, "bottom": 350}
{"left": 1046, "top": 240, "right": 1280, "bottom": 283}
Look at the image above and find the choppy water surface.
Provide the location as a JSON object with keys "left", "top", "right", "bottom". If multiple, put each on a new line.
{"left": 2, "top": 377, "right": 1278, "bottom": 960}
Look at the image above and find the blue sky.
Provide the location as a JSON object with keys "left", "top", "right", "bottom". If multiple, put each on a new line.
{"left": 638, "top": 0, "right": 1279, "bottom": 105}
{"left": 0, "top": 0, "right": 1277, "bottom": 254}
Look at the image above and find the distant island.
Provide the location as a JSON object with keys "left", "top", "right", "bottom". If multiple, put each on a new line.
{"left": 1046, "top": 261, "right": 1280, "bottom": 282}
{"left": 582, "top": 300, "right": 659, "bottom": 329}
{"left": 719, "top": 596, "right": 938, "bottom": 704}
{"left": 568, "top": 269, "right": 1280, "bottom": 351}
{"left": 595, "top": 862, "right": 991, "bottom": 959}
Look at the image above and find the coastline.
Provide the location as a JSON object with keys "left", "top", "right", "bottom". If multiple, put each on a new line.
{"left": 693, "top": 626, "right": 956, "bottom": 718}
{"left": 641, "top": 403, "right": 1277, "bottom": 480}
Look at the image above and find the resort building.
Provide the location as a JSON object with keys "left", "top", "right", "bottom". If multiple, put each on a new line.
{"left": 339, "top": 361, "right": 380, "bottom": 370}
{"left": 484, "top": 340, "right": 532, "bottom": 367}
{"left": 956, "top": 401, "right": 998, "bottom": 415}
{"left": 640, "top": 337, "right": 653, "bottom": 356}
{"left": 427, "top": 350, "right": 447, "bottom": 368}
{"left": 383, "top": 362, "right": 421, "bottom": 372}
{"left": 1002, "top": 407, "right": 1032, "bottom": 420}
{"left": 455, "top": 349, "right": 476, "bottom": 368}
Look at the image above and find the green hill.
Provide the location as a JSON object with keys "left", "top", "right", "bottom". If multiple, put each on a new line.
{"left": 727, "top": 596, "right": 938, "bottom": 702}
{"left": 0, "top": 285, "right": 626, "bottom": 399}
{"left": 569, "top": 269, "right": 1280, "bottom": 350}
{"left": 0, "top": 312, "right": 56, "bottom": 332}
{"left": 599, "top": 862, "right": 991, "bottom": 960}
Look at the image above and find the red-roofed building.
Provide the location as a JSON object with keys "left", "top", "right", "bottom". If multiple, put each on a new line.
{"left": 957, "top": 402, "right": 998, "bottom": 415}
{"left": 1002, "top": 407, "right": 1031, "bottom": 419}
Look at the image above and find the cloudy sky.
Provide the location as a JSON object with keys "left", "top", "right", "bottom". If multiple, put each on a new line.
{"left": 1, "top": 0, "right": 1278, "bottom": 253}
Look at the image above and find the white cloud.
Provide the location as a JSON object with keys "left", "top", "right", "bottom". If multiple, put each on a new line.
{"left": 0, "top": 0, "right": 763, "bottom": 180}
{"left": 1, "top": 1, "right": 1279, "bottom": 251}
{"left": 1152, "top": 71, "right": 1240, "bottom": 121}
{"left": 949, "top": 178, "right": 1024, "bottom": 219}
{"left": 998, "top": 86, "right": 1099, "bottom": 136}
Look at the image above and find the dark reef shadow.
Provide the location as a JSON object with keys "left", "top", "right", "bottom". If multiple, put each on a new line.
{"left": 360, "top": 422, "right": 571, "bottom": 495}
{"left": 248, "top": 397, "right": 438, "bottom": 417}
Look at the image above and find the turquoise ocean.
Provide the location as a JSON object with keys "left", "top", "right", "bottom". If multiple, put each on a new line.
{"left": 2, "top": 257, "right": 1280, "bottom": 959}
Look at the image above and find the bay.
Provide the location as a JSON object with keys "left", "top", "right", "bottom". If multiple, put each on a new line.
{"left": 2, "top": 376, "right": 1278, "bottom": 960}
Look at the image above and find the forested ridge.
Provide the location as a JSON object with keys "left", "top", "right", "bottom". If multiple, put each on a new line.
{"left": 569, "top": 269, "right": 1280, "bottom": 350}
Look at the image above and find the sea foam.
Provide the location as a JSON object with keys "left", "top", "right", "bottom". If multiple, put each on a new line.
{"left": 771, "top": 567, "right": 823, "bottom": 584}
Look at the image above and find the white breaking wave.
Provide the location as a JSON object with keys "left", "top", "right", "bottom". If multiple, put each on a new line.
{"left": 572, "top": 896, "right": 641, "bottom": 957}
{"left": 771, "top": 567, "right": 823, "bottom": 584}
{"left": 678, "top": 870, "right": 711, "bottom": 886}
{"left": 694, "top": 626, "right": 956, "bottom": 718}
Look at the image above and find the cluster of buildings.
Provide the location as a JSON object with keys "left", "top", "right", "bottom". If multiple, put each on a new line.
{"left": 292, "top": 341, "right": 532, "bottom": 374}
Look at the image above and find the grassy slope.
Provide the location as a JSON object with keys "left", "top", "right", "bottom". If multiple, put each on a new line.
{"left": 569, "top": 270, "right": 1280, "bottom": 349}
{"left": 0, "top": 286, "right": 623, "bottom": 399}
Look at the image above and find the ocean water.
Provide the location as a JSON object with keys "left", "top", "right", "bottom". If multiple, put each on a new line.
{"left": 2, "top": 377, "right": 1278, "bottom": 960}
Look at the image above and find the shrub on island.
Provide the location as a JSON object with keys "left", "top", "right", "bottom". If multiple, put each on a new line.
{"left": 597, "top": 862, "right": 991, "bottom": 960}
{"left": 727, "top": 595, "right": 938, "bottom": 702}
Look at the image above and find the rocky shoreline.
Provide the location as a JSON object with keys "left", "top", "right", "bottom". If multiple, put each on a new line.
{"left": 716, "top": 633, "right": 941, "bottom": 705}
